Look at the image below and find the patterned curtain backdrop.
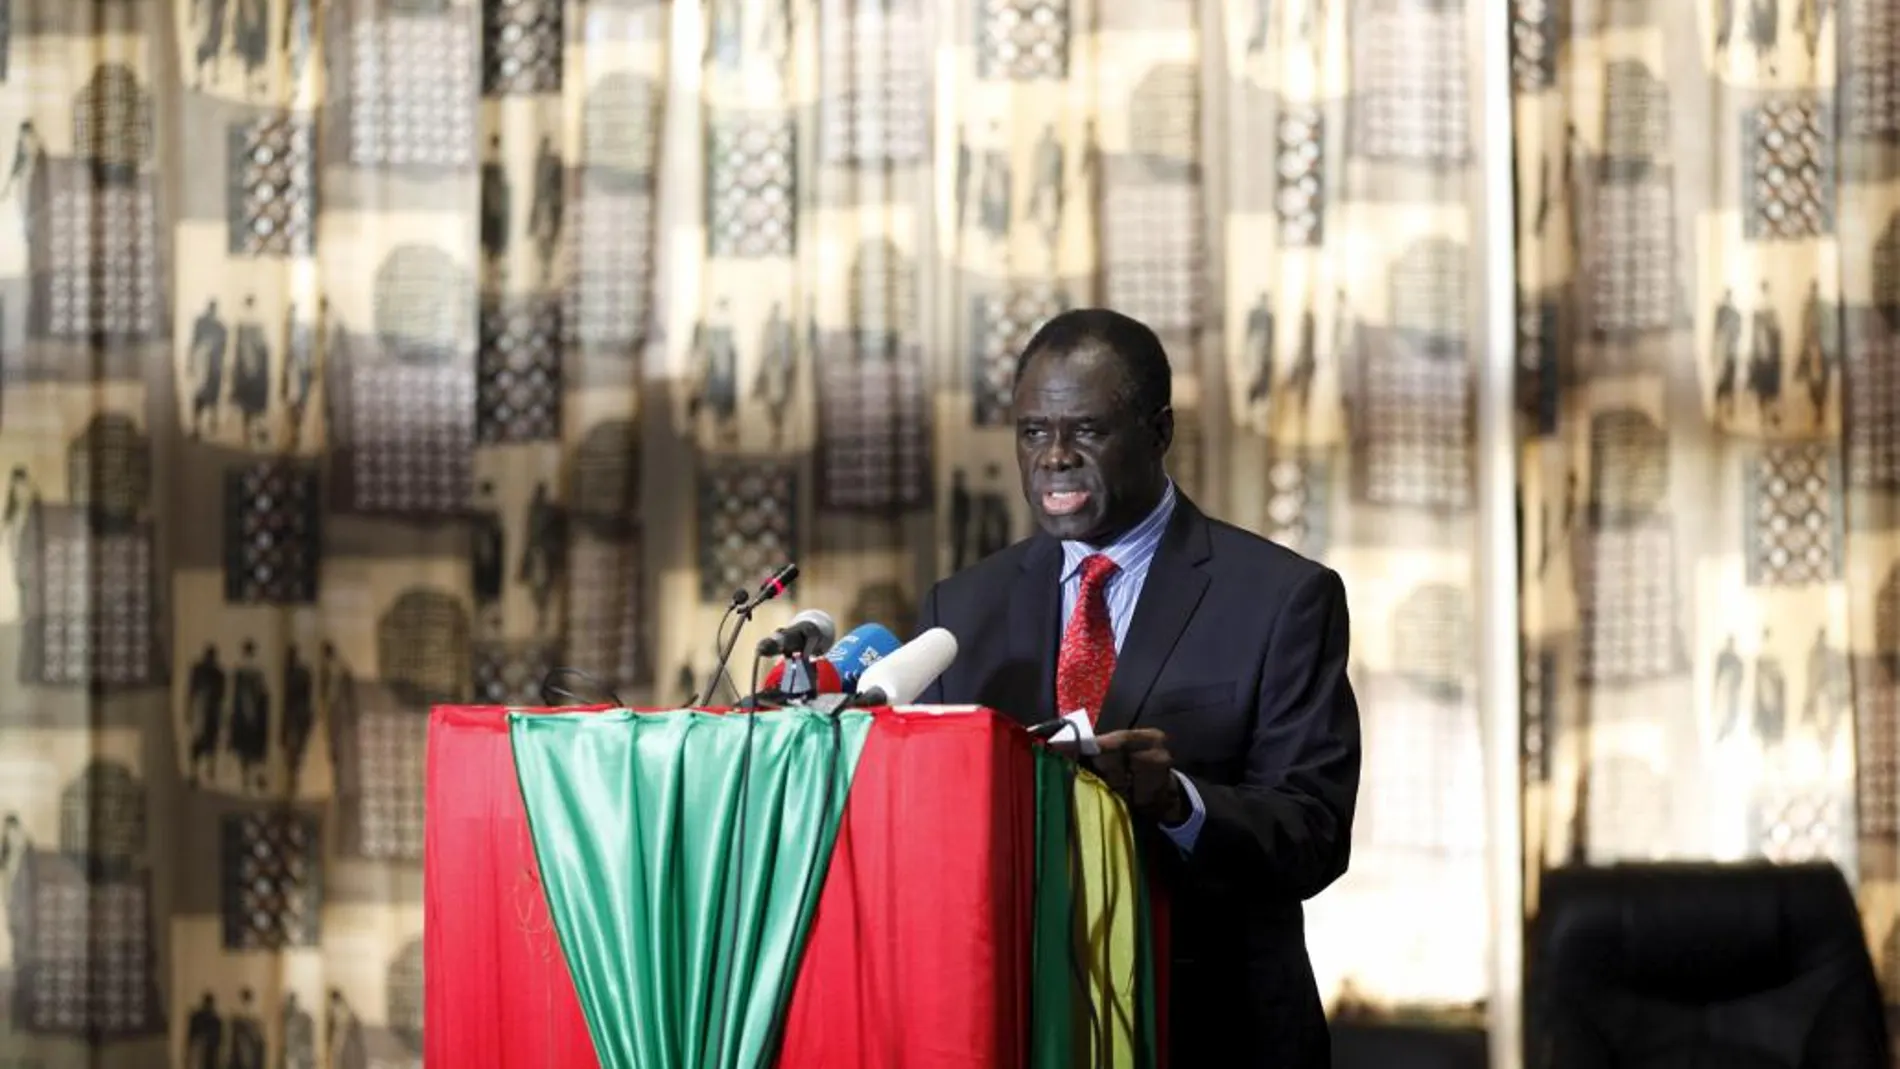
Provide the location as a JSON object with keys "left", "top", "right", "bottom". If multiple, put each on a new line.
{"left": 1514, "top": 0, "right": 1900, "bottom": 1007}
{"left": 1209, "top": 0, "right": 1492, "bottom": 1020}
{"left": 0, "top": 0, "right": 1492, "bottom": 1066}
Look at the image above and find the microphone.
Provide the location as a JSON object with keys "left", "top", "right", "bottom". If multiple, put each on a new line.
{"left": 755, "top": 609, "right": 836, "bottom": 658}
{"left": 750, "top": 562, "right": 798, "bottom": 608}
{"left": 822, "top": 623, "right": 901, "bottom": 691}
{"left": 846, "top": 627, "right": 958, "bottom": 707}
{"left": 749, "top": 623, "right": 901, "bottom": 708}
{"left": 692, "top": 561, "right": 800, "bottom": 706}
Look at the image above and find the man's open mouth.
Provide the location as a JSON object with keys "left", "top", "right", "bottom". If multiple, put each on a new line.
{"left": 1041, "top": 490, "right": 1091, "bottom": 515}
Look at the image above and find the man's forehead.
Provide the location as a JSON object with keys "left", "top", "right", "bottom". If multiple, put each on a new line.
{"left": 1016, "top": 344, "right": 1128, "bottom": 393}
{"left": 1013, "top": 375, "right": 1119, "bottom": 411}
{"left": 1031, "top": 340, "right": 1117, "bottom": 371}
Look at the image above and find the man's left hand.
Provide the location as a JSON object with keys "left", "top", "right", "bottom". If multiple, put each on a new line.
{"left": 1093, "top": 728, "right": 1190, "bottom": 825}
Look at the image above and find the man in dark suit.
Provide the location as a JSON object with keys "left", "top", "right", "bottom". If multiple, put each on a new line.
{"left": 919, "top": 308, "right": 1361, "bottom": 1067}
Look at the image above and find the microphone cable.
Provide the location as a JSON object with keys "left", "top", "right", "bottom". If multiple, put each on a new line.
{"left": 711, "top": 642, "right": 854, "bottom": 1064}
{"left": 704, "top": 643, "right": 770, "bottom": 1063}
{"left": 690, "top": 588, "right": 752, "bottom": 707}
{"left": 756, "top": 694, "right": 846, "bottom": 1062}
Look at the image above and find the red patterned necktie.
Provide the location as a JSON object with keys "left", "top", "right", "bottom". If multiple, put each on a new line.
{"left": 1056, "top": 554, "right": 1120, "bottom": 725}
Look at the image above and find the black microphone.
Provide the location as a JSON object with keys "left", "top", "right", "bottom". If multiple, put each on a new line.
{"left": 755, "top": 609, "right": 836, "bottom": 658}
{"left": 750, "top": 562, "right": 798, "bottom": 608}
{"left": 692, "top": 562, "right": 800, "bottom": 705}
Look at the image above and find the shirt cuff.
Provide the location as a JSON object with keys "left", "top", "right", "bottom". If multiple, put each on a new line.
{"left": 1157, "top": 770, "right": 1205, "bottom": 854}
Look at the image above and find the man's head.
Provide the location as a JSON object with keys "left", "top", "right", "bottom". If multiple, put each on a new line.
{"left": 1011, "top": 309, "right": 1173, "bottom": 545}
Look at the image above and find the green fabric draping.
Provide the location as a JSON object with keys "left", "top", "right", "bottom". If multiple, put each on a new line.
{"left": 1030, "top": 749, "right": 1081, "bottom": 1066}
{"left": 509, "top": 709, "right": 871, "bottom": 1069}
{"left": 1028, "top": 756, "right": 1167, "bottom": 1069}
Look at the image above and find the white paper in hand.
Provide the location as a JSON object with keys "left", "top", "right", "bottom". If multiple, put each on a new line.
{"left": 1043, "top": 709, "right": 1101, "bottom": 757}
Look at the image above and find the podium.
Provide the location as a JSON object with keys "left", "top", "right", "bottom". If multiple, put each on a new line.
{"left": 423, "top": 704, "right": 1169, "bottom": 1069}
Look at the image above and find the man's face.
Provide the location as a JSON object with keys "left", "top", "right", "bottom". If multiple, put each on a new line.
{"left": 1013, "top": 345, "right": 1171, "bottom": 545}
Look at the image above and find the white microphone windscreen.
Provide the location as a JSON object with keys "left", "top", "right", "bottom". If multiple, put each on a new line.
{"left": 857, "top": 627, "right": 958, "bottom": 705}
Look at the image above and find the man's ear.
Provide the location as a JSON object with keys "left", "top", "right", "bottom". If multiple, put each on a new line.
{"left": 1152, "top": 405, "right": 1175, "bottom": 455}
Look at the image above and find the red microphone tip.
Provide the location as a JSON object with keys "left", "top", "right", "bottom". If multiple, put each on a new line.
{"left": 813, "top": 659, "right": 844, "bottom": 694}
{"left": 759, "top": 658, "right": 842, "bottom": 698}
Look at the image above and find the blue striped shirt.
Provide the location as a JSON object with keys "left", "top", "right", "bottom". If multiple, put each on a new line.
{"left": 1058, "top": 479, "right": 1178, "bottom": 652}
{"left": 1055, "top": 479, "right": 1206, "bottom": 851}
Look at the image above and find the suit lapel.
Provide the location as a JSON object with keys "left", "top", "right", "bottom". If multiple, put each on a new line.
{"left": 1009, "top": 534, "right": 1063, "bottom": 721}
{"left": 1094, "top": 498, "right": 1212, "bottom": 735}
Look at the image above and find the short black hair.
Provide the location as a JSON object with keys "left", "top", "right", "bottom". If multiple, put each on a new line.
{"left": 1014, "top": 308, "right": 1172, "bottom": 415}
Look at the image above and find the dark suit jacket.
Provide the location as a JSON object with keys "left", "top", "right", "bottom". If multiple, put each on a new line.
{"left": 917, "top": 493, "right": 1362, "bottom": 1069}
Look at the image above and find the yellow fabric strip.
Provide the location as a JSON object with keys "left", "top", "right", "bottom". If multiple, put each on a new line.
{"left": 1071, "top": 770, "right": 1142, "bottom": 1069}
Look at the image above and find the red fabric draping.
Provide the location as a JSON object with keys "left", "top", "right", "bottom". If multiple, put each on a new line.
{"left": 424, "top": 705, "right": 601, "bottom": 1069}
{"left": 424, "top": 707, "right": 1082, "bottom": 1068}
{"left": 774, "top": 710, "right": 1038, "bottom": 1069}
{"left": 1148, "top": 872, "right": 1171, "bottom": 1069}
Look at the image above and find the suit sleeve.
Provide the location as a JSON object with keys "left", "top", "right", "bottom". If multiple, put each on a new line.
{"left": 1179, "top": 566, "right": 1361, "bottom": 900}
{"left": 915, "top": 582, "right": 947, "bottom": 704}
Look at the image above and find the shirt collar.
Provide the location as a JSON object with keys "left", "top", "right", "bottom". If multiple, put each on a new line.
{"left": 1059, "top": 480, "right": 1177, "bottom": 583}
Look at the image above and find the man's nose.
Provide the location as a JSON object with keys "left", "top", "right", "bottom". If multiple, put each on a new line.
{"left": 1039, "top": 432, "right": 1082, "bottom": 469}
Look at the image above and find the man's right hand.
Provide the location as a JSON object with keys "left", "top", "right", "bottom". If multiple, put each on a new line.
{"left": 1093, "top": 728, "right": 1189, "bottom": 825}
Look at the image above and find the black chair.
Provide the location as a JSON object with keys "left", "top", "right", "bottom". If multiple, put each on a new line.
{"left": 1527, "top": 861, "right": 1889, "bottom": 1068}
{"left": 1333, "top": 1023, "right": 1488, "bottom": 1069}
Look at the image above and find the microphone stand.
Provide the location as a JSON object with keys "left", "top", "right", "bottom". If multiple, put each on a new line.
{"left": 691, "top": 589, "right": 756, "bottom": 707}
{"left": 777, "top": 653, "right": 816, "bottom": 702}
